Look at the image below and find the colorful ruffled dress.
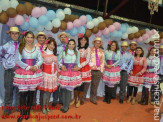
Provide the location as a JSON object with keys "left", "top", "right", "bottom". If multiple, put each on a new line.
{"left": 79, "top": 48, "right": 91, "bottom": 83}
{"left": 102, "top": 50, "right": 121, "bottom": 87}
{"left": 37, "top": 49, "right": 59, "bottom": 92}
{"left": 128, "top": 57, "right": 147, "bottom": 87}
{"left": 58, "top": 49, "right": 82, "bottom": 91}
{"left": 13, "top": 46, "right": 43, "bottom": 92}
{"left": 143, "top": 56, "right": 160, "bottom": 88}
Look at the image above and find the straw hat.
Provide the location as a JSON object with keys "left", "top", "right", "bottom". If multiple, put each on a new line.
{"left": 121, "top": 41, "right": 128, "bottom": 46}
{"left": 130, "top": 41, "right": 137, "bottom": 45}
{"left": 57, "top": 32, "right": 70, "bottom": 40}
{"left": 6, "top": 27, "right": 20, "bottom": 34}
{"left": 35, "top": 32, "right": 48, "bottom": 40}
{"left": 160, "top": 45, "right": 163, "bottom": 49}
{"left": 92, "top": 37, "right": 103, "bottom": 45}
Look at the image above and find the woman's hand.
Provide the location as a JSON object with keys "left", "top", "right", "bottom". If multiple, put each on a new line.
{"left": 61, "top": 65, "right": 67, "bottom": 71}
{"left": 72, "top": 66, "right": 80, "bottom": 71}
{"left": 107, "top": 65, "right": 112, "bottom": 69}
{"left": 130, "top": 71, "right": 133, "bottom": 75}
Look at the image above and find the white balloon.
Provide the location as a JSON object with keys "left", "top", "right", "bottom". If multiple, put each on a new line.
{"left": 86, "top": 21, "right": 94, "bottom": 29}
{"left": 97, "top": 16, "right": 104, "bottom": 23}
{"left": 126, "top": 28, "right": 132, "bottom": 34}
{"left": 64, "top": 8, "right": 71, "bottom": 15}
{"left": 45, "top": 21, "right": 53, "bottom": 31}
{"left": 10, "top": 0, "right": 19, "bottom": 9}
{"left": 37, "top": 25, "right": 44, "bottom": 32}
{"left": 92, "top": 18, "right": 99, "bottom": 26}
{"left": 122, "top": 33, "right": 128, "bottom": 39}
{"left": 2, "top": 0, "right": 10, "bottom": 11}
{"left": 52, "top": 18, "right": 61, "bottom": 28}
{"left": 56, "top": 11, "right": 65, "bottom": 20}
{"left": 132, "top": 26, "right": 138, "bottom": 33}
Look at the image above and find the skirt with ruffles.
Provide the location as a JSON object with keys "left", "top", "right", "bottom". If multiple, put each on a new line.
{"left": 80, "top": 58, "right": 91, "bottom": 83}
{"left": 13, "top": 68, "right": 43, "bottom": 92}
{"left": 102, "top": 66, "right": 121, "bottom": 87}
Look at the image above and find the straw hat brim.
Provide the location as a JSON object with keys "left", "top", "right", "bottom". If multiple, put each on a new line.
{"left": 92, "top": 39, "right": 103, "bottom": 45}
{"left": 35, "top": 34, "right": 48, "bottom": 40}
{"left": 57, "top": 32, "right": 70, "bottom": 40}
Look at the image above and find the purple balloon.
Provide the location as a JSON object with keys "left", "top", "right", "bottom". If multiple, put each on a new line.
{"left": 147, "top": 31, "right": 153, "bottom": 36}
{"left": 142, "top": 34, "right": 149, "bottom": 40}
{"left": 7, "top": 18, "right": 15, "bottom": 27}
{"left": 102, "top": 28, "right": 109, "bottom": 35}
{"left": 67, "top": 22, "right": 73, "bottom": 30}
{"left": 95, "top": 30, "right": 102, "bottom": 37}
{"left": 137, "top": 37, "right": 143, "bottom": 43}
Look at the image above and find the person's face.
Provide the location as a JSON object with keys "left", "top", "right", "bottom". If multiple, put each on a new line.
{"left": 130, "top": 44, "right": 137, "bottom": 50}
{"left": 121, "top": 46, "right": 128, "bottom": 51}
{"left": 47, "top": 42, "right": 55, "bottom": 51}
{"left": 94, "top": 40, "right": 101, "bottom": 49}
{"left": 9, "top": 32, "right": 20, "bottom": 41}
{"left": 68, "top": 41, "right": 75, "bottom": 50}
{"left": 150, "top": 49, "right": 156, "bottom": 56}
{"left": 111, "top": 42, "right": 116, "bottom": 51}
{"left": 25, "top": 34, "right": 34, "bottom": 45}
{"left": 136, "top": 48, "right": 143, "bottom": 56}
{"left": 37, "top": 35, "right": 46, "bottom": 45}
{"left": 159, "top": 48, "right": 163, "bottom": 55}
{"left": 60, "top": 35, "right": 67, "bottom": 44}
{"left": 80, "top": 38, "right": 87, "bottom": 47}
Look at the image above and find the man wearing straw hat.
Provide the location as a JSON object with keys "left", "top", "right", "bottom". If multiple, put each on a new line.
{"left": 52, "top": 32, "right": 70, "bottom": 107}
{"left": 35, "top": 32, "right": 48, "bottom": 51}
{"left": 0, "top": 26, "right": 21, "bottom": 116}
{"left": 128, "top": 41, "right": 137, "bottom": 56}
{"left": 119, "top": 41, "right": 133, "bottom": 104}
{"left": 89, "top": 37, "right": 104, "bottom": 105}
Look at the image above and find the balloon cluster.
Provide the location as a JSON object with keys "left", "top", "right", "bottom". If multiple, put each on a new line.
{"left": 0, "top": 0, "right": 162, "bottom": 46}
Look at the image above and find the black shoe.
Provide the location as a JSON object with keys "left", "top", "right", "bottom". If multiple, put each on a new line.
{"left": 103, "top": 98, "right": 108, "bottom": 102}
{"left": 141, "top": 101, "right": 148, "bottom": 105}
{"left": 59, "top": 101, "right": 63, "bottom": 105}
{"left": 60, "top": 107, "right": 69, "bottom": 113}
{"left": 111, "top": 96, "right": 116, "bottom": 99}
{"left": 25, "top": 110, "right": 30, "bottom": 120}
{"left": 52, "top": 102, "right": 57, "bottom": 107}
{"left": 138, "top": 100, "right": 144, "bottom": 104}
{"left": 90, "top": 100, "right": 98, "bottom": 105}
{"left": 17, "top": 116, "right": 23, "bottom": 122}
{"left": 119, "top": 99, "right": 123, "bottom": 104}
{"left": 106, "top": 99, "right": 111, "bottom": 104}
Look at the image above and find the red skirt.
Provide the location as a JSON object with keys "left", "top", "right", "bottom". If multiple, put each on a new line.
{"left": 80, "top": 58, "right": 91, "bottom": 83}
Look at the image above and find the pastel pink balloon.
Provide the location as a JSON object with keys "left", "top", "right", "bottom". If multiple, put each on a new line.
{"left": 137, "top": 37, "right": 143, "bottom": 42}
{"left": 102, "top": 28, "right": 109, "bottom": 35}
{"left": 113, "top": 22, "right": 121, "bottom": 30}
{"left": 108, "top": 25, "right": 116, "bottom": 32}
{"left": 161, "top": 39, "right": 163, "bottom": 43}
{"left": 41, "top": 7, "right": 47, "bottom": 15}
{"left": 151, "top": 29, "right": 157, "bottom": 35}
{"left": 95, "top": 30, "right": 102, "bottom": 37}
{"left": 73, "top": 19, "right": 81, "bottom": 27}
{"left": 7, "top": 18, "right": 15, "bottom": 27}
{"left": 67, "top": 21, "right": 73, "bottom": 30}
{"left": 14, "top": 15, "right": 24, "bottom": 25}
{"left": 142, "top": 34, "right": 149, "bottom": 40}
{"left": 79, "top": 15, "right": 87, "bottom": 26}
{"left": 31, "top": 7, "right": 42, "bottom": 18}
{"left": 147, "top": 31, "right": 153, "bottom": 36}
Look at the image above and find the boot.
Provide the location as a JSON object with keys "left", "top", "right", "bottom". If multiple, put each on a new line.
{"left": 25, "top": 91, "right": 34, "bottom": 120}
{"left": 76, "top": 91, "right": 83, "bottom": 108}
{"left": 17, "top": 92, "right": 26, "bottom": 122}
{"left": 138, "top": 86, "right": 145, "bottom": 104}
{"left": 127, "top": 96, "right": 132, "bottom": 103}
{"left": 141, "top": 88, "right": 149, "bottom": 105}
{"left": 107, "top": 87, "right": 113, "bottom": 104}
{"left": 103, "top": 85, "right": 108, "bottom": 102}
{"left": 70, "top": 90, "right": 78, "bottom": 105}
{"left": 131, "top": 97, "right": 136, "bottom": 105}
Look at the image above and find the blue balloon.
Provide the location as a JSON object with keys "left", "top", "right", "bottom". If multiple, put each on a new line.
{"left": 29, "top": 17, "right": 39, "bottom": 28}
{"left": 86, "top": 14, "right": 92, "bottom": 22}
{"left": 46, "top": 10, "right": 56, "bottom": 21}
{"left": 104, "top": 33, "right": 110, "bottom": 39}
{"left": 145, "top": 28, "right": 149, "bottom": 32}
{"left": 20, "top": 22, "right": 29, "bottom": 30}
{"left": 77, "top": 26, "right": 86, "bottom": 34}
{"left": 70, "top": 27, "right": 78, "bottom": 36}
{"left": 120, "top": 24, "right": 127, "bottom": 33}
{"left": 38, "top": 15, "right": 48, "bottom": 26}
{"left": 65, "top": 29, "right": 70, "bottom": 33}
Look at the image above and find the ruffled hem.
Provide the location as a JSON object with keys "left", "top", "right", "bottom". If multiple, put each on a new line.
{"left": 80, "top": 70, "right": 91, "bottom": 78}
{"left": 102, "top": 75, "right": 120, "bottom": 83}
{"left": 37, "top": 86, "right": 58, "bottom": 92}
{"left": 104, "top": 66, "right": 121, "bottom": 72}
{"left": 128, "top": 76, "right": 144, "bottom": 86}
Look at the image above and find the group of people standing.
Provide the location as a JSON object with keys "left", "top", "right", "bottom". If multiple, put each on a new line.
{"left": 0, "top": 26, "right": 162, "bottom": 122}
